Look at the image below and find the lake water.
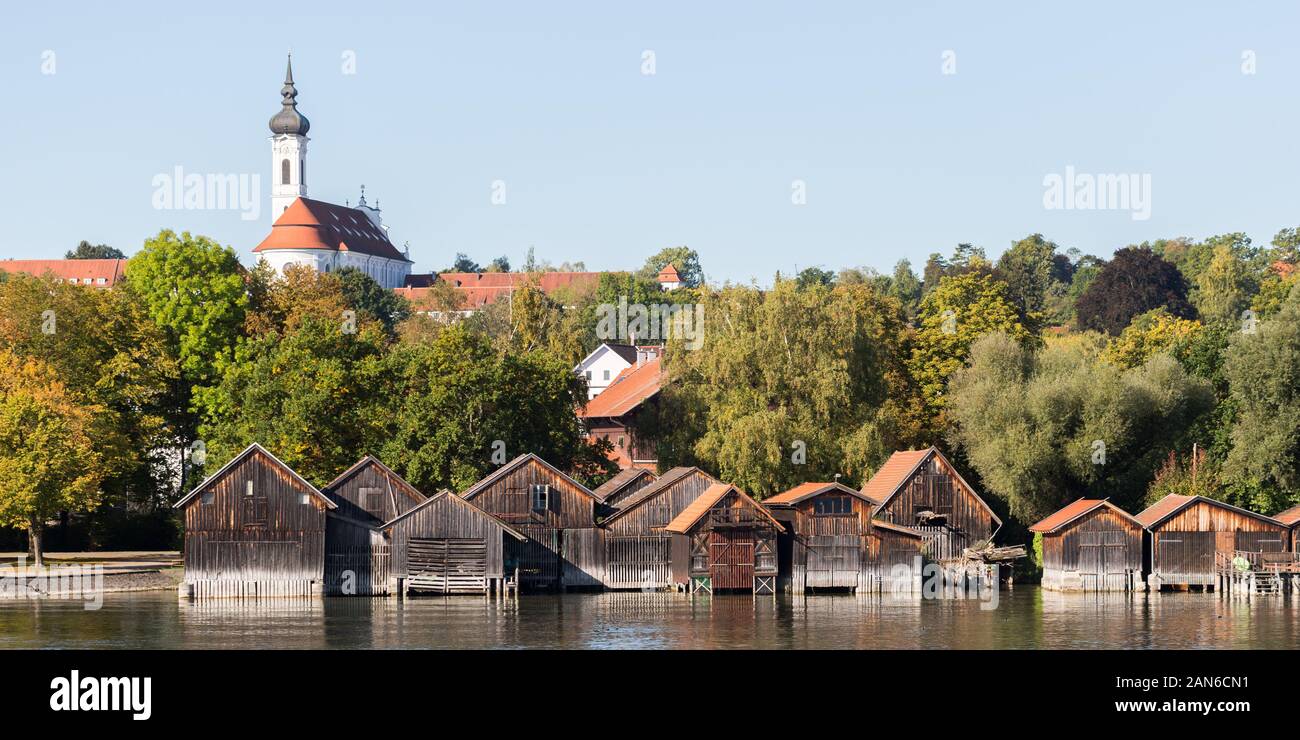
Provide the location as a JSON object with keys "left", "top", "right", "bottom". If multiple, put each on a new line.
{"left": 2, "top": 587, "right": 1299, "bottom": 649}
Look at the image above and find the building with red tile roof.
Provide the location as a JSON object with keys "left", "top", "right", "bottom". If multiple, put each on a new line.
{"left": 0, "top": 259, "right": 126, "bottom": 288}
{"left": 578, "top": 356, "right": 662, "bottom": 470}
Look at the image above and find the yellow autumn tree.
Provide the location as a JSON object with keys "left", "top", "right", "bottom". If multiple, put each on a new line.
{"left": 0, "top": 351, "right": 107, "bottom": 565}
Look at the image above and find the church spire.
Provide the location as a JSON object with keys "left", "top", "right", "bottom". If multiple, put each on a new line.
{"left": 269, "top": 54, "right": 310, "bottom": 135}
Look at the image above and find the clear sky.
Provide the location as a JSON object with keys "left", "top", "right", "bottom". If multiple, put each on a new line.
{"left": 4, "top": 1, "right": 1299, "bottom": 283}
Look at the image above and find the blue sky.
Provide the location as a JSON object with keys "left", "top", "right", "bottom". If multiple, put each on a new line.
{"left": 3, "top": 1, "right": 1299, "bottom": 283}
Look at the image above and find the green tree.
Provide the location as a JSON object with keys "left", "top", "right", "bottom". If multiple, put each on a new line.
{"left": 1194, "top": 244, "right": 1253, "bottom": 328}
{"left": 0, "top": 352, "right": 108, "bottom": 565}
{"left": 908, "top": 273, "right": 1029, "bottom": 424}
{"left": 996, "top": 233, "right": 1059, "bottom": 331}
{"left": 1222, "top": 291, "right": 1300, "bottom": 507}
{"left": 639, "top": 246, "right": 703, "bottom": 288}
{"left": 197, "top": 316, "right": 389, "bottom": 485}
{"left": 947, "top": 333, "right": 1214, "bottom": 521}
{"left": 65, "top": 240, "right": 125, "bottom": 260}
{"left": 655, "top": 279, "right": 920, "bottom": 495}
{"left": 336, "top": 267, "right": 411, "bottom": 336}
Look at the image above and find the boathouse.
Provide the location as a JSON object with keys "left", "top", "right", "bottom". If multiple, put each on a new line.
{"left": 593, "top": 467, "right": 659, "bottom": 510}
{"left": 320, "top": 455, "right": 427, "bottom": 596}
{"left": 459, "top": 453, "right": 605, "bottom": 589}
{"left": 174, "top": 443, "right": 335, "bottom": 599}
{"left": 600, "top": 466, "right": 720, "bottom": 589}
{"left": 380, "top": 490, "right": 527, "bottom": 595}
{"left": 665, "top": 483, "right": 785, "bottom": 594}
{"left": 1136, "top": 494, "right": 1288, "bottom": 590}
{"left": 764, "top": 482, "right": 924, "bottom": 593}
{"left": 1029, "top": 499, "right": 1144, "bottom": 592}
{"left": 864, "top": 447, "right": 1001, "bottom": 561}
{"left": 1275, "top": 505, "right": 1300, "bottom": 552}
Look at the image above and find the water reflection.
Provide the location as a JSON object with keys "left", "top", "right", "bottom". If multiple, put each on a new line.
{"left": 0, "top": 587, "right": 1298, "bottom": 649}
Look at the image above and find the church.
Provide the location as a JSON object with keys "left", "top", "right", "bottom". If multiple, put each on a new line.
{"left": 252, "top": 57, "right": 413, "bottom": 289}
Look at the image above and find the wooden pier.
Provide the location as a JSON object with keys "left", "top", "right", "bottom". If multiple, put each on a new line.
{"left": 1217, "top": 550, "right": 1300, "bottom": 597}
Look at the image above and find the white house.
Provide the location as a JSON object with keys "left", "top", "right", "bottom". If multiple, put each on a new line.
{"left": 252, "top": 56, "right": 413, "bottom": 289}
{"left": 574, "top": 343, "right": 638, "bottom": 399}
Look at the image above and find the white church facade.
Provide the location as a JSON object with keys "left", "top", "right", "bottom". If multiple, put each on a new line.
{"left": 253, "top": 57, "right": 413, "bottom": 288}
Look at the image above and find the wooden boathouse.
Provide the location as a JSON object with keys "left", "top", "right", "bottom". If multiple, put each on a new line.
{"left": 1137, "top": 494, "right": 1289, "bottom": 591}
{"left": 174, "top": 443, "right": 335, "bottom": 599}
{"left": 763, "top": 482, "right": 924, "bottom": 593}
{"left": 593, "top": 467, "right": 658, "bottom": 510}
{"left": 864, "top": 447, "right": 1001, "bottom": 561}
{"left": 665, "top": 483, "right": 785, "bottom": 594}
{"left": 1275, "top": 505, "right": 1300, "bottom": 551}
{"left": 1029, "top": 499, "right": 1144, "bottom": 592}
{"left": 600, "top": 466, "right": 720, "bottom": 589}
{"left": 380, "top": 490, "right": 527, "bottom": 595}
{"left": 460, "top": 453, "right": 605, "bottom": 590}
{"left": 320, "top": 455, "right": 428, "bottom": 596}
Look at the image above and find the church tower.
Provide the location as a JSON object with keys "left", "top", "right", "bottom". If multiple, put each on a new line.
{"left": 269, "top": 55, "right": 310, "bottom": 218}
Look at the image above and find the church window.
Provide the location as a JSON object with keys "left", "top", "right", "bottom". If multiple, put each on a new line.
{"left": 281, "top": 158, "right": 291, "bottom": 185}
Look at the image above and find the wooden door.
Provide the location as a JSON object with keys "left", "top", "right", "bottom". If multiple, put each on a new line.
{"left": 408, "top": 538, "right": 487, "bottom": 593}
{"left": 709, "top": 529, "right": 754, "bottom": 591}
{"left": 805, "top": 535, "right": 859, "bottom": 589}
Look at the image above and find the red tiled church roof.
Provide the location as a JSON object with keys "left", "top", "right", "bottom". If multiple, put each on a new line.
{"left": 254, "top": 197, "right": 410, "bottom": 262}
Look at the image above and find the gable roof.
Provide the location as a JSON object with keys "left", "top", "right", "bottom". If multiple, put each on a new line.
{"left": 0, "top": 259, "right": 127, "bottom": 287}
{"left": 254, "top": 197, "right": 411, "bottom": 262}
{"left": 459, "top": 453, "right": 599, "bottom": 503}
{"left": 575, "top": 343, "right": 638, "bottom": 373}
{"left": 657, "top": 264, "right": 681, "bottom": 282}
{"left": 764, "top": 481, "right": 872, "bottom": 507}
{"left": 592, "top": 467, "right": 657, "bottom": 502}
{"left": 173, "top": 443, "right": 336, "bottom": 509}
{"left": 324, "top": 455, "right": 427, "bottom": 511}
{"left": 602, "top": 467, "right": 717, "bottom": 524}
{"left": 380, "top": 489, "right": 527, "bottom": 540}
{"left": 1273, "top": 504, "right": 1300, "bottom": 527}
{"left": 862, "top": 447, "right": 1002, "bottom": 526}
{"left": 1134, "top": 494, "right": 1283, "bottom": 529}
{"left": 1028, "top": 498, "right": 1142, "bottom": 533}
{"left": 664, "top": 483, "right": 784, "bottom": 535}
{"left": 578, "top": 357, "right": 662, "bottom": 418}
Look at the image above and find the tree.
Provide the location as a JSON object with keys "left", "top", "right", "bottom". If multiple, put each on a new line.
{"left": 486, "top": 256, "right": 511, "bottom": 273}
{"left": 1194, "top": 244, "right": 1253, "bottom": 328}
{"left": 1075, "top": 246, "right": 1194, "bottom": 335}
{"left": 794, "top": 266, "right": 836, "bottom": 290}
{"left": 0, "top": 352, "right": 108, "bottom": 565}
{"left": 448, "top": 253, "right": 481, "bottom": 273}
{"left": 888, "top": 259, "right": 922, "bottom": 318}
{"left": 908, "top": 272, "right": 1029, "bottom": 424}
{"left": 126, "top": 229, "right": 247, "bottom": 386}
{"left": 947, "top": 333, "right": 1214, "bottom": 521}
{"left": 374, "top": 326, "right": 613, "bottom": 492}
{"left": 640, "top": 246, "right": 703, "bottom": 288}
{"left": 996, "top": 233, "right": 1059, "bottom": 330}
{"left": 197, "top": 316, "right": 389, "bottom": 485}
{"left": 654, "top": 279, "right": 920, "bottom": 495}
{"left": 1103, "top": 308, "right": 1204, "bottom": 369}
{"left": 336, "top": 267, "right": 411, "bottom": 336}
{"left": 1223, "top": 291, "right": 1300, "bottom": 505}
{"left": 65, "top": 240, "right": 125, "bottom": 260}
